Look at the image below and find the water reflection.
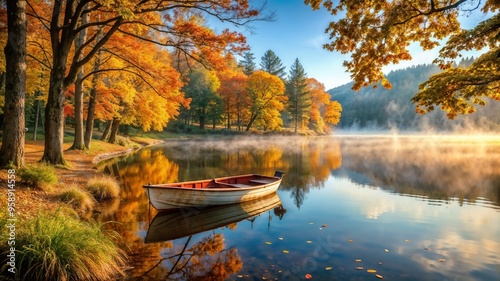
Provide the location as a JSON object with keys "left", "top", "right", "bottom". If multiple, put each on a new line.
{"left": 145, "top": 193, "right": 283, "bottom": 243}
{"left": 98, "top": 135, "right": 500, "bottom": 280}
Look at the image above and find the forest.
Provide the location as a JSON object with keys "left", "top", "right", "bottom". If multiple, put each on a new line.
{"left": 1, "top": 0, "right": 499, "bottom": 167}
{"left": 329, "top": 60, "right": 500, "bottom": 131}
{"left": 0, "top": 1, "right": 341, "bottom": 167}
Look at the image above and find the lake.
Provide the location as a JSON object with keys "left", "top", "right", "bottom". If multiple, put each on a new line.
{"left": 99, "top": 135, "right": 500, "bottom": 281}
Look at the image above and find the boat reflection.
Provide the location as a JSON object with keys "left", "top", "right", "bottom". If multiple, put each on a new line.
{"left": 145, "top": 193, "right": 284, "bottom": 243}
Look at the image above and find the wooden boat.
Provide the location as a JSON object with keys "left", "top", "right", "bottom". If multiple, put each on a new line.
{"left": 143, "top": 171, "right": 285, "bottom": 211}
{"left": 145, "top": 193, "right": 282, "bottom": 243}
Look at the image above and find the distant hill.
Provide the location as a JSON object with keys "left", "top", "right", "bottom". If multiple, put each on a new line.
{"left": 328, "top": 63, "right": 500, "bottom": 132}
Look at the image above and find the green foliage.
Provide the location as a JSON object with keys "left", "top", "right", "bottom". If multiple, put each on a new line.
{"left": 86, "top": 175, "right": 121, "bottom": 201}
{"left": 56, "top": 185, "right": 95, "bottom": 213}
{"left": 6, "top": 212, "right": 126, "bottom": 281}
{"left": 239, "top": 51, "right": 256, "bottom": 76}
{"left": 18, "top": 164, "right": 58, "bottom": 189}
{"left": 286, "top": 58, "right": 311, "bottom": 132}
{"left": 260, "top": 50, "right": 286, "bottom": 79}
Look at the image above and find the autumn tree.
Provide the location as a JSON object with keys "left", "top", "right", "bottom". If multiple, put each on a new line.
{"left": 239, "top": 51, "right": 256, "bottom": 76}
{"left": 218, "top": 67, "right": 249, "bottom": 130}
{"left": 306, "top": 78, "right": 332, "bottom": 133}
{"left": 260, "top": 49, "right": 286, "bottom": 79}
{"left": 25, "top": 0, "right": 265, "bottom": 165}
{"left": 245, "top": 70, "right": 286, "bottom": 131}
{"left": 286, "top": 58, "right": 310, "bottom": 133}
{"left": 0, "top": 0, "right": 26, "bottom": 167}
{"left": 305, "top": 0, "right": 499, "bottom": 118}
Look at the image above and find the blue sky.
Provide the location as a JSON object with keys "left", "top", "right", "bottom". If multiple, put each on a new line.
{"left": 213, "top": 0, "right": 489, "bottom": 90}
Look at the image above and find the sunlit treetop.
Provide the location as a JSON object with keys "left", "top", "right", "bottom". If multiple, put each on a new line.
{"left": 306, "top": 0, "right": 499, "bottom": 118}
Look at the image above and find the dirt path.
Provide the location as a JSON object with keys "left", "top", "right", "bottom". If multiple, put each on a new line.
{"left": 0, "top": 139, "right": 137, "bottom": 219}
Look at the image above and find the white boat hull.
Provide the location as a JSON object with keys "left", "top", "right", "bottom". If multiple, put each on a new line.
{"left": 144, "top": 173, "right": 284, "bottom": 211}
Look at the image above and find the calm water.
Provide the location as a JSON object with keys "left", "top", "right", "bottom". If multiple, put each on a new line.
{"left": 99, "top": 135, "right": 500, "bottom": 281}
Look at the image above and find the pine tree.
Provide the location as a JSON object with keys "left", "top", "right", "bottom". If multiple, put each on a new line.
{"left": 239, "top": 52, "right": 256, "bottom": 76}
{"left": 260, "top": 50, "right": 286, "bottom": 79}
{"left": 286, "top": 58, "right": 311, "bottom": 133}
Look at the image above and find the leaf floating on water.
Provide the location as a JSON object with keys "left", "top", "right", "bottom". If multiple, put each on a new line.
{"left": 348, "top": 239, "right": 353, "bottom": 243}
{"left": 384, "top": 249, "right": 389, "bottom": 253}
{"left": 376, "top": 274, "right": 384, "bottom": 279}
{"left": 309, "top": 222, "right": 314, "bottom": 224}
{"left": 355, "top": 266, "right": 364, "bottom": 270}
{"left": 322, "top": 224, "right": 328, "bottom": 228}
{"left": 424, "top": 247, "right": 430, "bottom": 251}
{"left": 237, "top": 275, "right": 243, "bottom": 278}
{"left": 305, "top": 273, "right": 312, "bottom": 279}
{"left": 439, "top": 259, "right": 446, "bottom": 262}
{"left": 405, "top": 239, "right": 411, "bottom": 242}
{"left": 283, "top": 250, "right": 289, "bottom": 254}
{"left": 367, "top": 269, "right": 377, "bottom": 273}
{"left": 355, "top": 259, "right": 362, "bottom": 262}
{"left": 306, "top": 240, "right": 312, "bottom": 244}
{"left": 378, "top": 262, "right": 383, "bottom": 265}
{"left": 265, "top": 241, "right": 272, "bottom": 245}
{"left": 325, "top": 267, "right": 333, "bottom": 271}
{"left": 278, "top": 237, "right": 284, "bottom": 240}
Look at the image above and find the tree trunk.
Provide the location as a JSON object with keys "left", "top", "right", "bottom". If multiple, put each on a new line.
{"left": 42, "top": 67, "right": 67, "bottom": 165}
{"left": 100, "top": 120, "right": 112, "bottom": 141}
{"left": 0, "top": 0, "right": 27, "bottom": 167}
{"left": 71, "top": 70, "right": 85, "bottom": 149}
{"left": 108, "top": 118, "right": 120, "bottom": 143}
{"left": 70, "top": 8, "right": 89, "bottom": 150}
{"left": 33, "top": 92, "right": 41, "bottom": 140}
{"left": 84, "top": 27, "right": 102, "bottom": 149}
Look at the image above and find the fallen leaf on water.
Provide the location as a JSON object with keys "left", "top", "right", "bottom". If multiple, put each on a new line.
{"left": 325, "top": 267, "right": 333, "bottom": 270}
{"left": 439, "top": 259, "right": 446, "bottom": 262}
{"left": 283, "top": 250, "right": 289, "bottom": 254}
{"left": 348, "top": 239, "right": 353, "bottom": 243}
{"left": 384, "top": 249, "right": 389, "bottom": 253}
{"left": 237, "top": 275, "right": 243, "bottom": 278}
{"left": 305, "top": 273, "right": 312, "bottom": 279}
{"left": 355, "top": 259, "right": 362, "bottom": 262}
{"left": 355, "top": 267, "right": 364, "bottom": 270}
{"left": 265, "top": 241, "right": 272, "bottom": 245}
{"left": 376, "top": 274, "right": 384, "bottom": 279}
{"left": 405, "top": 239, "right": 410, "bottom": 242}
{"left": 378, "top": 262, "right": 383, "bottom": 265}
{"left": 322, "top": 224, "right": 328, "bottom": 228}
{"left": 306, "top": 240, "right": 312, "bottom": 244}
{"left": 278, "top": 237, "right": 284, "bottom": 240}
{"left": 424, "top": 247, "right": 430, "bottom": 251}
{"left": 367, "top": 269, "right": 377, "bottom": 273}
{"left": 309, "top": 222, "right": 314, "bottom": 224}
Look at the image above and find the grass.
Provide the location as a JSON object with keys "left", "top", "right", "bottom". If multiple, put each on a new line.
{"left": 4, "top": 211, "right": 127, "bottom": 281}
{"left": 18, "top": 163, "right": 58, "bottom": 191}
{"left": 56, "top": 185, "right": 95, "bottom": 214}
{"left": 86, "top": 175, "right": 121, "bottom": 200}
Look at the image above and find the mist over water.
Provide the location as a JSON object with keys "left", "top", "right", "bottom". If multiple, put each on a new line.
{"left": 100, "top": 133, "right": 500, "bottom": 280}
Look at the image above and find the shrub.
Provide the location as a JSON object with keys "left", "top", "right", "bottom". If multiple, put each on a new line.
{"left": 115, "top": 136, "right": 132, "bottom": 147}
{"left": 18, "top": 164, "right": 58, "bottom": 190}
{"left": 56, "top": 185, "right": 95, "bottom": 213}
{"left": 11, "top": 212, "right": 127, "bottom": 281}
{"left": 86, "top": 175, "right": 120, "bottom": 200}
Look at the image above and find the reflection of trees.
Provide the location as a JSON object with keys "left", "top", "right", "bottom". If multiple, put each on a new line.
{"left": 141, "top": 234, "right": 242, "bottom": 281}
{"left": 337, "top": 137, "right": 500, "bottom": 206}
{"left": 98, "top": 137, "right": 343, "bottom": 278}
{"left": 99, "top": 148, "right": 181, "bottom": 280}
